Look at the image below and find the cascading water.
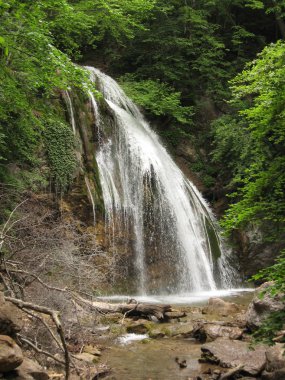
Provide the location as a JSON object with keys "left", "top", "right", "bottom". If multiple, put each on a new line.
{"left": 86, "top": 66, "right": 234, "bottom": 295}
{"left": 63, "top": 90, "right": 76, "bottom": 135}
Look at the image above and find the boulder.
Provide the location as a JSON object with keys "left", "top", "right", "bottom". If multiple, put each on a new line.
{"left": 126, "top": 320, "right": 152, "bottom": 334}
{"left": 6, "top": 357, "right": 49, "bottom": 380}
{"left": 74, "top": 352, "right": 99, "bottom": 364}
{"left": 148, "top": 329, "right": 166, "bottom": 339}
{"left": 164, "top": 311, "right": 186, "bottom": 320}
{"left": 246, "top": 282, "right": 285, "bottom": 331}
{"left": 265, "top": 344, "right": 285, "bottom": 372}
{"left": 0, "top": 292, "right": 23, "bottom": 336}
{"left": 261, "top": 368, "right": 285, "bottom": 380}
{"left": 202, "top": 298, "right": 239, "bottom": 317}
{"left": 260, "top": 344, "right": 285, "bottom": 380}
{"left": 147, "top": 322, "right": 194, "bottom": 339}
{"left": 83, "top": 344, "right": 101, "bottom": 356}
{"left": 193, "top": 322, "right": 243, "bottom": 342}
{"left": 201, "top": 337, "right": 266, "bottom": 376}
{"left": 168, "top": 323, "right": 194, "bottom": 338}
{"left": 0, "top": 335, "right": 23, "bottom": 372}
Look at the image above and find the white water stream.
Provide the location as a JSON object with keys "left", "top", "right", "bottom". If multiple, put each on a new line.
{"left": 85, "top": 67, "right": 235, "bottom": 295}
{"left": 63, "top": 90, "right": 76, "bottom": 135}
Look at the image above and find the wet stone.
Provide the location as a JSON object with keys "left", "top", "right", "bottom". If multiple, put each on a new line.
{"left": 201, "top": 337, "right": 266, "bottom": 376}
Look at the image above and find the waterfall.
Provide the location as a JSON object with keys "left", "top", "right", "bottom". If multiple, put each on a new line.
{"left": 63, "top": 90, "right": 76, "bottom": 135}
{"left": 85, "top": 66, "right": 233, "bottom": 295}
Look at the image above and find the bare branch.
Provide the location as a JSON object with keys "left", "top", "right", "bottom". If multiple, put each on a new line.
{"left": 1, "top": 199, "right": 28, "bottom": 237}
{"left": 6, "top": 269, "right": 68, "bottom": 293}
{"left": 5, "top": 297, "right": 70, "bottom": 380}
{"left": 23, "top": 309, "right": 63, "bottom": 352}
{"left": 17, "top": 334, "right": 67, "bottom": 366}
{"left": 0, "top": 272, "right": 14, "bottom": 296}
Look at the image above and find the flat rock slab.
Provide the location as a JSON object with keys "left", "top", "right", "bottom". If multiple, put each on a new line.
{"left": 201, "top": 337, "right": 266, "bottom": 376}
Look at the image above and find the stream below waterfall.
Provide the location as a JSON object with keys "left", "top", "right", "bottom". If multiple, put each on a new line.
{"left": 96, "top": 290, "right": 254, "bottom": 380}
{"left": 102, "top": 339, "right": 213, "bottom": 380}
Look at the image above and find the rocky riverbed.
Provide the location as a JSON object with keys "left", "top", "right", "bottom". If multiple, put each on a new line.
{"left": 0, "top": 285, "right": 284, "bottom": 379}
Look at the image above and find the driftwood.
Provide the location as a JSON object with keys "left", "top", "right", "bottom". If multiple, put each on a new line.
{"left": 72, "top": 293, "right": 174, "bottom": 321}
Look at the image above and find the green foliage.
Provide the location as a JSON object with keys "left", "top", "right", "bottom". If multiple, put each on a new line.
{"left": 44, "top": 119, "right": 77, "bottom": 192}
{"left": 253, "top": 310, "right": 285, "bottom": 345}
{"left": 212, "top": 41, "right": 285, "bottom": 241}
{"left": 159, "top": 128, "right": 191, "bottom": 148}
{"left": 121, "top": 77, "right": 193, "bottom": 124}
{"left": 0, "top": 0, "right": 154, "bottom": 190}
{"left": 115, "top": 0, "right": 230, "bottom": 100}
{"left": 211, "top": 115, "right": 254, "bottom": 179}
{"left": 245, "top": 0, "right": 285, "bottom": 14}
{"left": 253, "top": 251, "right": 285, "bottom": 296}
{"left": 0, "top": 0, "right": 94, "bottom": 188}
{"left": 75, "top": 0, "right": 156, "bottom": 43}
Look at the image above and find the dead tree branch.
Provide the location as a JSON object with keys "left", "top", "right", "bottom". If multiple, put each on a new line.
{"left": 5, "top": 269, "right": 68, "bottom": 293}
{"left": 5, "top": 297, "right": 70, "bottom": 380}
{"left": 23, "top": 309, "right": 63, "bottom": 352}
{"left": 17, "top": 334, "right": 67, "bottom": 366}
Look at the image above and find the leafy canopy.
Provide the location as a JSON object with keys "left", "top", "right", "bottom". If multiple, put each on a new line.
{"left": 212, "top": 41, "right": 285, "bottom": 241}
{"left": 121, "top": 77, "right": 193, "bottom": 124}
{"left": 0, "top": 0, "right": 155, "bottom": 189}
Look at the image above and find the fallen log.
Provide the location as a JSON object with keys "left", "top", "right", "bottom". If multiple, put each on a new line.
{"left": 98, "top": 301, "right": 172, "bottom": 320}
{"left": 72, "top": 293, "right": 173, "bottom": 321}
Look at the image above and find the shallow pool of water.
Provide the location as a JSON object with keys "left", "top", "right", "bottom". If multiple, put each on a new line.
{"left": 102, "top": 338, "right": 218, "bottom": 380}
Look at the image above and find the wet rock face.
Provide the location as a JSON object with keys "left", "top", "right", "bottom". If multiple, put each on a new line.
{"left": 0, "top": 335, "right": 23, "bottom": 373}
{"left": 201, "top": 337, "right": 266, "bottom": 376}
{"left": 246, "top": 282, "right": 285, "bottom": 331}
{"left": 233, "top": 226, "right": 281, "bottom": 280}
{"left": 0, "top": 292, "right": 23, "bottom": 336}
{"left": 202, "top": 298, "right": 240, "bottom": 317}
